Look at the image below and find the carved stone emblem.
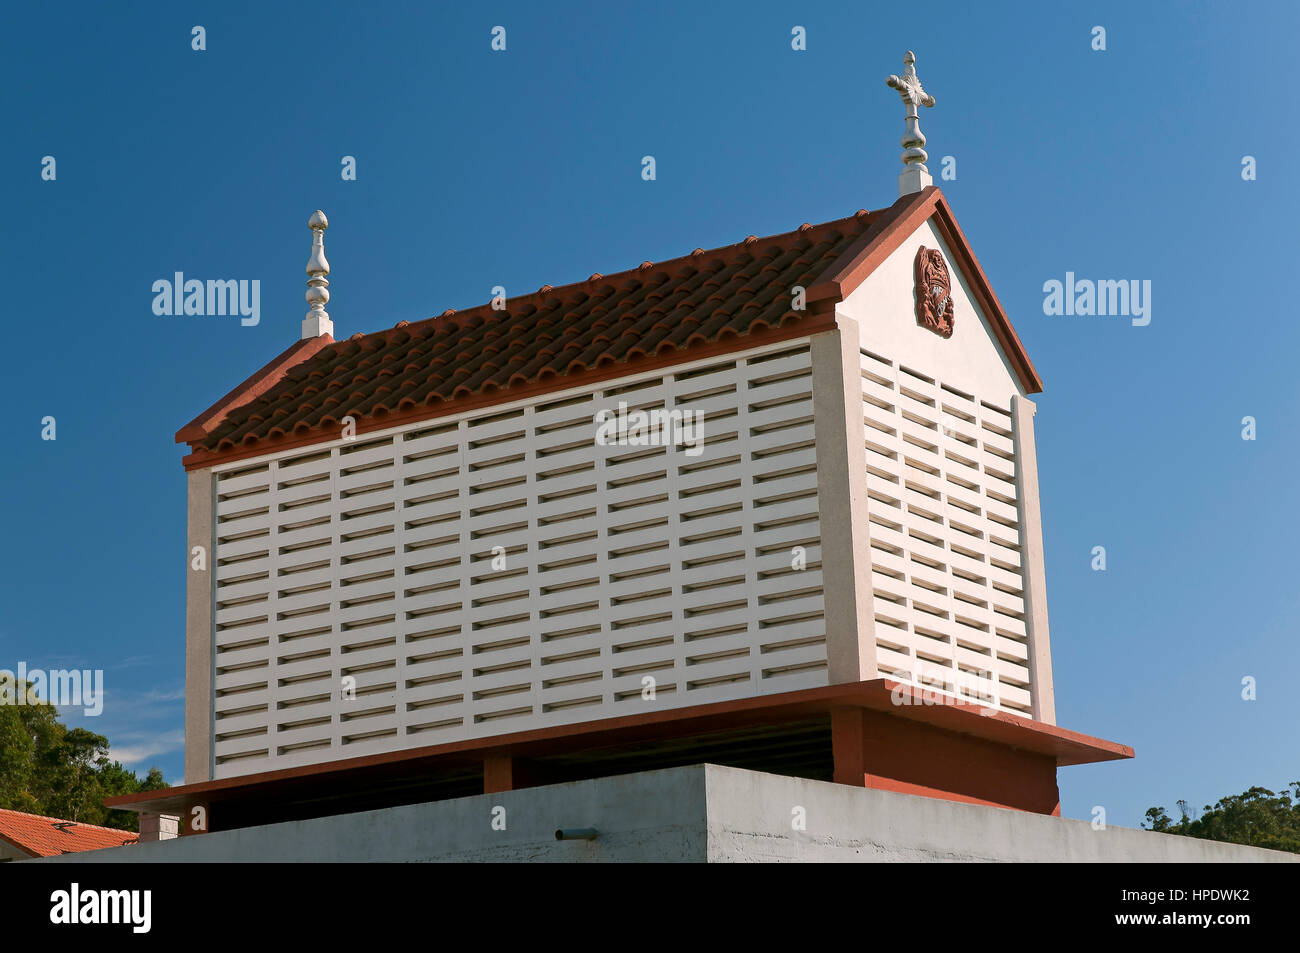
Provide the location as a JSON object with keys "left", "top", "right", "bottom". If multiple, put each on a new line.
{"left": 913, "top": 246, "right": 954, "bottom": 338}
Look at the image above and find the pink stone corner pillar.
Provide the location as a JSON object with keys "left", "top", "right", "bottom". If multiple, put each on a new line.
{"left": 185, "top": 468, "right": 216, "bottom": 784}
{"left": 1011, "top": 396, "right": 1056, "bottom": 725}
{"left": 810, "top": 321, "right": 878, "bottom": 683}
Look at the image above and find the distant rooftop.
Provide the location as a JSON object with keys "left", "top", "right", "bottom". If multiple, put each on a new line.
{"left": 0, "top": 809, "right": 138, "bottom": 859}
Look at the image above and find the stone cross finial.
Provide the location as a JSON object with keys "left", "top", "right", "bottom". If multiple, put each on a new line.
{"left": 302, "top": 210, "right": 333, "bottom": 339}
{"left": 886, "top": 51, "right": 936, "bottom": 197}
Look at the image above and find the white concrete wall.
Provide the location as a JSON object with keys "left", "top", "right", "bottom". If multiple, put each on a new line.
{"left": 702, "top": 767, "right": 1294, "bottom": 863}
{"left": 32, "top": 766, "right": 1296, "bottom": 864}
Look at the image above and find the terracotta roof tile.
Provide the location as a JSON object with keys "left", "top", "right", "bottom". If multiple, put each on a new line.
{"left": 178, "top": 187, "right": 1040, "bottom": 467}
{"left": 0, "top": 809, "right": 138, "bottom": 858}
{"left": 189, "top": 210, "right": 872, "bottom": 458}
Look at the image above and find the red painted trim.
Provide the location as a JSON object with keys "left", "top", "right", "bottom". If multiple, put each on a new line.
{"left": 105, "top": 679, "right": 1130, "bottom": 816}
{"left": 483, "top": 755, "right": 513, "bottom": 795}
{"left": 830, "top": 708, "right": 866, "bottom": 785}
{"left": 178, "top": 803, "right": 207, "bottom": 837}
{"left": 832, "top": 706, "right": 1062, "bottom": 814}
{"left": 175, "top": 335, "right": 334, "bottom": 444}
{"left": 180, "top": 313, "right": 838, "bottom": 471}
{"left": 808, "top": 188, "right": 937, "bottom": 302}
{"left": 861, "top": 777, "right": 1062, "bottom": 817}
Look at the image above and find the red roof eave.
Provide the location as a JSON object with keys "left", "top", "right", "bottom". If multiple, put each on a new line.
{"left": 106, "top": 679, "right": 1130, "bottom": 819}
{"left": 175, "top": 335, "right": 334, "bottom": 445}
{"left": 809, "top": 186, "right": 1042, "bottom": 395}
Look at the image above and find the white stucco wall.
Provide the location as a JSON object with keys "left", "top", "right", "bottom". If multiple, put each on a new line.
{"left": 838, "top": 218, "right": 1025, "bottom": 405}
{"left": 834, "top": 218, "right": 1049, "bottom": 718}
{"left": 204, "top": 340, "right": 830, "bottom": 778}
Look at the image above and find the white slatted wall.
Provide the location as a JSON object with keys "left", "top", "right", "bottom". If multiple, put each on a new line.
{"left": 209, "top": 342, "right": 827, "bottom": 778}
{"left": 858, "top": 348, "right": 1034, "bottom": 714}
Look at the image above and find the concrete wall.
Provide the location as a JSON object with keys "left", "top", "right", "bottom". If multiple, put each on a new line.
{"left": 32, "top": 766, "right": 1295, "bottom": 864}
{"left": 702, "top": 766, "right": 1293, "bottom": 862}
{"left": 810, "top": 325, "right": 877, "bottom": 684}
{"left": 186, "top": 467, "right": 214, "bottom": 785}
{"left": 0, "top": 841, "right": 32, "bottom": 862}
{"left": 1010, "top": 396, "right": 1056, "bottom": 724}
{"left": 36, "top": 768, "right": 710, "bottom": 864}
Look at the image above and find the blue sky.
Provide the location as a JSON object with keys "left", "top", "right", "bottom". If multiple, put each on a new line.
{"left": 2, "top": 1, "right": 1296, "bottom": 827}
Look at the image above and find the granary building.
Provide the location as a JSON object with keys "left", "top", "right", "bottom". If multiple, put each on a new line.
{"left": 110, "top": 51, "right": 1131, "bottom": 841}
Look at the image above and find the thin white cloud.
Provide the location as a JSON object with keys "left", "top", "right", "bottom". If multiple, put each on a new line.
{"left": 109, "top": 655, "right": 162, "bottom": 670}
{"left": 109, "top": 730, "right": 185, "bottom": 768}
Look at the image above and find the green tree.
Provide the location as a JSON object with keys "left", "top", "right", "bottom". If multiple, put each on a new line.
{"left": 0, "top": 684, "right": 169, "bottom": 832}
{"left": 1144, "top": 783, "right": 1300, "bottom": 854}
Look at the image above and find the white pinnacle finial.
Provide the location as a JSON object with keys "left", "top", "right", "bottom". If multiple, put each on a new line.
{"left": 886, "top": 50, "right": 937, "bottom": 197}
{"left": 302, "top": 209, "right": 333, "bottom": 339}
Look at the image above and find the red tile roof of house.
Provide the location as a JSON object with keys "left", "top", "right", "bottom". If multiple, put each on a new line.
{"left": 0, "top": 809, "right": 138, "bottom": 858}
{"left": 177, "top": 187, "right": 1040, "bottom": 469}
